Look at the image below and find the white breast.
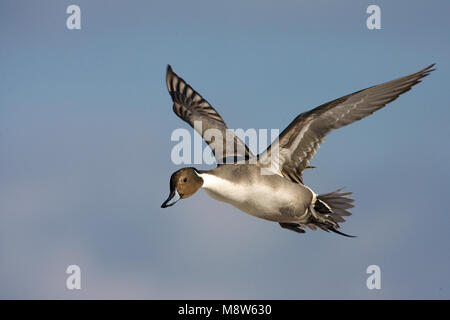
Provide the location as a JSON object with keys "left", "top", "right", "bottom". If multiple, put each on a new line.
{"left": 199, "top": 173, "right": 248, "bottom": 204}
{"left": 198, "top": 172, "right": 305, "bottom": 220}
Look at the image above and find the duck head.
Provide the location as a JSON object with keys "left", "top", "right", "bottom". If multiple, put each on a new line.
{"left": 161, "top": 167, "right": 203, "bottom": 208}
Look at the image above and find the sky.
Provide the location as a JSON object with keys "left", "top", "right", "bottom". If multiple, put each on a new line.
{"left": 1, "top": 0, "right": 449, "bottom": 299}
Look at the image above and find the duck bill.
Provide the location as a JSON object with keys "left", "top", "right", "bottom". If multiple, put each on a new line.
{"left": 161, "top": 190, "right": 181, "bottom": 208}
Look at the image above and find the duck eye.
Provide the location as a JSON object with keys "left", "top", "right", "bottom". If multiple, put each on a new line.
{"left": 183, "top": 178, "right": 188, "bottom": 183}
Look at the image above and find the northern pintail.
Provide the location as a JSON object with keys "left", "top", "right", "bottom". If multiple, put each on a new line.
{"left": 161, "top": 64, "right": 434, "bottom": 236}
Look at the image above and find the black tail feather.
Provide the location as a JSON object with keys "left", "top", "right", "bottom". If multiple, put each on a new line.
{"left": 329, "top": 227, "right": 356, "bottom": 238}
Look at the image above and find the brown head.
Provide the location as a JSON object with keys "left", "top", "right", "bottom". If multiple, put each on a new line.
{"left": 161, "top": 167, "right": 203, "bottom": 208}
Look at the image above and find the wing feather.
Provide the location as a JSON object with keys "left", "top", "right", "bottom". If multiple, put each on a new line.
{"left": 166, "top": 65, "right": 253, "bottom": 163}
{"left": 258, "top": 64, "right": 435, "bottom": 182}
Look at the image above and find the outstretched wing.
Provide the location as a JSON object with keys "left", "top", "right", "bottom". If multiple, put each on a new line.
{"left": 258, "top": 64, "right": 435, "bottom": 183}
{"left": 166, "top": 65, "right": 253, "bottom": 163}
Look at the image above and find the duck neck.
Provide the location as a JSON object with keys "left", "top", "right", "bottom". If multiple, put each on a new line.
{"left": 196, "top": 171, "right": 223, "bottom": 190}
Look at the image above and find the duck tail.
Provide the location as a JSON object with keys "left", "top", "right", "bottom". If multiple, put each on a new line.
{"left": 313, "top": 188, "right": 355, "bottom": 237}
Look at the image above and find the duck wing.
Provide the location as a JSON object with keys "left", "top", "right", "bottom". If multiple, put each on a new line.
{"left": 166, "top": 65, "right": 254, "bottom": 163}
{"left": 258, "top": 64, "right": 435, "bottom": 183}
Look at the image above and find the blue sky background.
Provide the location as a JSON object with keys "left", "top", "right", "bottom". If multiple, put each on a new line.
{"left": 1, "top": 0, "right": 449, "bottom": 299}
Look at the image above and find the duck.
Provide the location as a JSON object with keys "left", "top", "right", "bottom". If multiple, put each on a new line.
{"left": 161, "top": 64, "right": 434, "bottom": 236}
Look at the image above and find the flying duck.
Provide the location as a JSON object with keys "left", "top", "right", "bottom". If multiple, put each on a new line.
{"left": 161, "top": 64, "right": 434, "bottom": 236}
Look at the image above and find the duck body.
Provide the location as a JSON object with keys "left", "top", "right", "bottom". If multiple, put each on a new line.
{"left": 161, "top": 64, "right": 435, "bottom": 236}
{"left": 198, "top": 164, "right": 314, "bottom": 223}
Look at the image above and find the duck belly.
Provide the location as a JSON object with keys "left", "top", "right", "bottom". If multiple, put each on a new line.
{"left": 202, "top": 174, "right": 314, "bottom": 222}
